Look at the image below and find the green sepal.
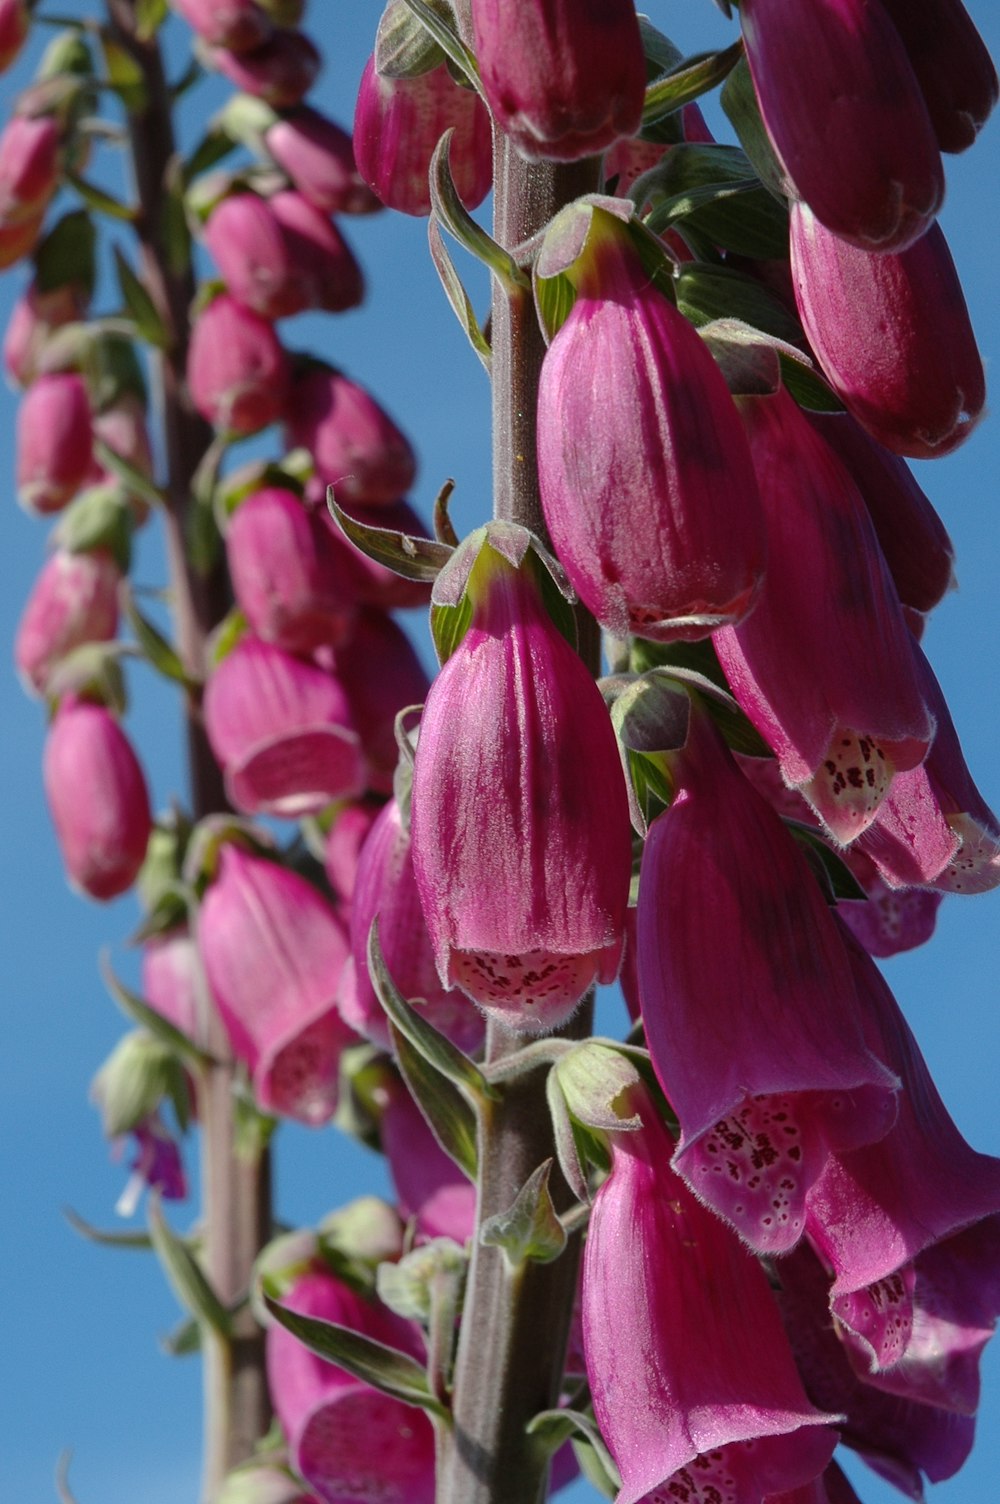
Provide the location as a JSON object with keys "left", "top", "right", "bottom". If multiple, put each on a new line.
{"left": 628, "top": 639, "right": 774, "bottom": 758}
{"left": 161, "top": 1314, "right": 202, "bottom": 1357}
{"left": 553, "top": 1042, "right": 643, "bottom": 1135}
{"left": 93, "top": 437, "right": 165, "bottom": 510}
{"left": 546, "top": 1066, "right": 591, "bottom": 1204}
{"left": 33, "top": 210, "right": 96, "bottom": 298}
{"left": 429, "top": 131, "right": 529, "bottom": 293}
{"left": 675, "top": 262, "right": 802, "bottom": 343}
{"left": 393, "top": 1025, "right": 479, "bottom": 1182}
{"left": 184, "top": 124, "right": 240, "bottom": 185}
{"left": 87, "top": 329, "right": 148, "bottom": 407}
{"left": 700, "top": 317, "right": 784, "bottom": 396}
{"left": 263, "top": 1294, "right": 451, "bottom": 1420}
{"left": 328, "top": 491, "right": 453, "bottom": 581}
{"left": 427, "top": 216, "right": 491, "bottom": 373}
{"left": 319, "top": 1197, "right": 406, "bottom": 1294}
{"left": 63, "top": 1206, "right": 153, "bottom": 1249}
{"left": 375, "top": 0, "right": 447, "bottom": 79}
{"left": 44, "top": 642, "right": 128, "bottom": 716}
{"left": 778, "top": 354, "right": 844, "bottom": 413}
{"left": 480, "top": 1160, "right": 567, "bottom": 1268}
{"left": 399, "top": 0, "right": 480, "bottom": 92}
{"left": 55, "top": 1451, "right": 81, "bottom": 1504}
{"left": 376, "top": 1237, "right": 467, "bottom": 1323}
{"left": 641, "top": 146, "right": 788, "bottom": 259}
{"left": 250, "top": 1228, "right": 321, "bottom": 1324}
{"left": 534, "top": 197, "right": 676, "bottom": 343}
{"left": 527, "top": 1409, "right": 621, "bottom": 1494}
{"left": 429, "top": 592, "right": 472, "bottom": 667}
{"left": 149, "top": 1198, "right": 233, "bottom": 1336}
{"left": 52, "top": 482, "right": 133, "bottom": 572}
{"left": 786, "top": 822, "right": 868, "bottom": 904}
{"left": 720, "top": 55, "right": 788, "bottom": 201}
{"left": 101, "top": 34, "right": 148, "bottom": 113}
{"left": 100, "top": 952, "right": 211, "bottom": 1069}
{"left": 135, "top": 0, "right": 169, "bottom": 41}
{"left": 429, "top": 523, "right": 574, "bottom": 662}
{"left": 123, "top": 591, "right": 191, "bottom": 686}
{"left": 433, "top": 478, "right": 460, "bottom": 547}
{"left": 91, "top": 1029, "right": 179, "bottom": 1134}
{"left": 114, "top": 246, "right": 170, "bottom": 348}
{"left": 641, "top": 39, "right": 743, "bottom": 129}
{"left": 66, "top": 170, "right": 137, "bottom": 223}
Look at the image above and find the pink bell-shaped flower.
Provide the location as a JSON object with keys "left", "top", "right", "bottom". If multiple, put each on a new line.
{"left": 266, "top": 105, "right": 381, "bottom": 216}
{"left": 142, "top": 928, "right": 201, "bottom": 1043}
{"left": 199, "top": 845, "right": 354, "bottom": 1124}
{"left": 537, "top": 207, "right": 766, "bottom": 643}
{"left": 790, "top": 204, "right": 985, "bottom": 460}
{"left": 410, "top": 533, "right": 632, "bottom": 1033}
{"left": 4, "top": 278, "right": 87, "bottom": 387}
{"left": 204, "top": 637, "right": 364, "bottom": 818}
{"left": 285, "top": 366, "right": 415, "bottom": 509}
{"left": 353, "top": 54, "right": 492, "bottom": 218}
{"left": 0, "top": 0, "right": 28, "bottom": 74}
{"left": 637, "top": 703, "right": 898, "bottom": 1255}
{"left": 15, "top": 546, "right": 119, "bottom": 696}
{"left": 16, "top": 371, "right": 93, "bottom": 514}
{"left": 835, "top": 851, "right": 943, "bottom": 959}
{"left": 266, "top": 1265, "right": 435, "bottom": 1504}
{"left": 204, "top": 191, "right": 307, "bottom": 320}
{"left": 325, "top": 609, "right": 429, "bottom": 795}
{"left": 169, "top": 0, "right": 272, "bottom": 50}
{"left": 739, "top": 0, "right": 943, "bottom": 251}
{"left": 878, "top": 0, "right": 998, "bottom": 153}
{"left": 0, "top": 113, "right": 61, "bottom": 226}
{"left": 226, "top": 487, "right": 356, "bottom": 654}
{"left": 470, "top": 0, "right": 646, "bottom": 163}
{"left": 583, "top": 1086, "right": 837, "bottom": 1504}
{"left": 714, "top": 386, "right": 934, "bottom": 843}
{"left": 346, "top": 798, "right": 484, "bottom": 1056}
{"left": 268, "top": 190, "right": 364, "bottom": 314}
{"left": 187, "top": 293, "right": 289, "bottom": 435}
{"left": 323, "top": 798, "right": 382, "bottom": 913}
{"left": 379, "top": 1074, "right": 475, "bottom": 1244}
{"left": 211, "top": 28, "right": 320, "bottom": 108}
{"left": 43, "top": 696, "right": 152, "bottom": 901}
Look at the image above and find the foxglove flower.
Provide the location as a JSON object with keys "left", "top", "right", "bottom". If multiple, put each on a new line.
{"left": 791, "top": 204, "right": 985, "bottom": 459}
{"left": 325, "top": 609, "right": 429, "bottom": 794}
{"left": 353, "top": 55, "right": 492, "bottom": 217}
{"left": 410, "top": 534, "right": 632, "bottom": 1032}
{"left": 225, "top": 487, "right": 356, "bottom": 654}
{"left": 266, "top": 105, "right": 380, "bottom": 216}
{"left": 204, "top": 191, "right": 306, "bottom": 320}
{"left": 537, "top": 207, "right": 766, "bottom": 643}
{"left": 89, "top": 395, "right": 155, "bottom": 515}
{"left": 204, "top": 637, "right": 364, "bottom": 818}
{"left": 267, "top": 1265, "right": 435, "bottom": 1503}
{"left": 187, "top": 293, "right": 289, "bottom": 435}
{"left": 15, "top": 546, "right": 119, "bottom": 695}
{"left": 836, "top": 852, "right": 943, "bottom": 959}
{"left": 16, "top": 371, "right": 93, "bottom": 513}
{"left": 0, "top": 0, "right": 28, "bottom": 74}
{"left": 714, "top": 387, "right": 934, "bottom": 843}
{"left": 739, "top": 0, "right": 943, "bottom": 250}
{"left": 199, "top": 846, "right": 354, "bottom": 1124}
{"left": 0, "top": 206, "right": 44, "bottom": 268}
{"left": 142, "top": 928, "right": 201, "bottom": 1043}
{"left": 286, "top": 366, "right": 415, "bottom": 508}
{"left": 115, "top": 1114, "right": 188, "bottom": 1217}
{"left": 169, "top": 0, "right": 271, "bottom": 50}
{"left": 379, "top": 1074, "right": 475, "bottom": 1244}
{"left": 211, "top": 28, "right": 320, "bottom": 108}
{"left": 879, "top": 0, "right": 998, "bottom": 153}
{"left": 267, "top": 190, "right": 364, "bottom": 314}
{"left": 470, "top": 0, "right": 646, "bottom": 163}
{"left": 3, "top": 278, "right": 87, "bottom": 387}
{"left": 0, "top": 113, "right": 61, "bottom": 226}
{"left": 347, "top": 798, "right": 484, "bottom": 1055}
{"left": 323, "top": 798, "right": 382, "bottom": 913}
{"left": 583, "top": 1086, "right": 837, "bottom": 1504}
{"left": 43, "top": 696, "right": 152, "bottom": 901}
{"left": 637, "top": 704, "right": 898, "bottom": 1254}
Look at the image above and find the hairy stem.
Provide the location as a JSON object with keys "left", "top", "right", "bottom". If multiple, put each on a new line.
{"left": 104, "top": 5, "right": 272, "bottom": 1494}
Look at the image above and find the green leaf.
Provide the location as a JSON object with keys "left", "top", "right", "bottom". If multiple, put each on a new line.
{"left": 122, "top": 591, "right": 191, "bottom": 686}
{"left": 427, "top": 216, "right": 492, "bottom": 372}
{"left": 786, "top": 821, "right": 868, "bottom": 903}
{"left": 63, "top": 1206, "right": 153, "bottom": 1249}
{"left": 641, "top": 40, "right": 743, "bottom": 127}
{"left": 720, "top": 55, "right": 788, "bottom": 201}
{"left": 393, "top": 1025, "right": 479, "bottom": 1181}
{"left": 101, "top": 34, "right": 148, "bottom": 112}
{"left": 480, "top": 1160, "right": 568, "bottom": 1267}
{"left": 183, "top": 125, "right": 239, "bottom": 184}
{"left": 399, "top": 0, "right": 481, "bottom": 92}
{"left": 100, "top": 953, "right": 212, "bottom": 1069}
{"left": 161, "top": 1314, "right": 202, "bottom": 1356}
{"left": 148, "top": 1198, "right": 233, "bottom": 1336}
{"left": 135, "top": 0, "right": 169, "bottom": 40}
{"left": 675, "top": 262, "right": 803, "bottom": 343}
{"left": 66, "top": 171, "right": 137, "bottom": 222}
{"left": 429, "top": 132, "right": 529, "bottom": 292}
{"left": 263, "top": 1294, "right": 450, "bottom": 1419}
{"left": 527, "top": 1408, "right": 621, "bottom": 1491}
{"left": 779, "top": 353, "right": 843, "bottom": 413}
{"left": 34, "top": 210, "right": 96, "bottom": 298}
{"left": 113, "top": 246, "right": 170, "bottom": 348}
{"left": 329, "top": 494, "right": 453, "bottom": 581}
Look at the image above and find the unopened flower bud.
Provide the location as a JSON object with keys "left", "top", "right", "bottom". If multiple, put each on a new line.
{"left": 266, "top": 104, "right": 380, "bottom": 216}
{"left": 326, "top": 608, "right": 429, "bottom": 795}
{"left": 4, "top": 278, "right": 88, "bottom": 387}
{"left": 879, "top": 0, "right": 998, "bottom": 153}
{"left": 169, "top": 0, "right": 272, "bottom": 52}
{"left": 285, "top": 366, "right": 415, "bottom": 508}
{"left": 211, "top": 28, "right": 320, "bottom": 108}
{"left": 0, "top": 0, "right": 29, "bottom": 75}
{"left": 15, "top": 546, "right": 119, "bottom": 696}
{"left": 0, "top": 113, "right": 61, "bottom": 226}
{"left": 16, "top": 370, "right": 93, "bottom": 513}
{"left": 187, "top": 293, "right": 289, "bottom": 434}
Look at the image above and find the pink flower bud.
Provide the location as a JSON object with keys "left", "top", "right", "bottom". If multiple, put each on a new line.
{"left": 211, "top": 28, "right": 320, "bottom": 108}
{"left": 353, "top": 55, "right": 492, "bottom": 217}
{"left": 790, "top": 203, "right": 985, "bottom": 460}
{"left": 346, "top": 798, "right": 484, "bottom": 1055}
{"left": 43, "top": 697, "right": 152, "bottom": 901}
{"left": 204, "top": 191, "right": 304, "bottom": 320}
{"left": 187, "top": 294, "right": 289, "bottom": 434}
{"left": 410, "top": 540, "right": 632, "bottom": 1033}
{"left": 379, "top": 1075, "right": 476, "bottom": 1243}
{"left": 0, "top": 205, "right": 44, "bottom": 269}
{"left": 537, "top": 210, "right": 766, "bottom": 642}
{"left": 0, "top": 114, "right": 60, "bottom": 225}
{"left": 470, "top": 0, "right": 646, "bottom": 163}
{"left": 226, "top": 486, "right": 356, "bottom": 654}
{"left": 266, "top": 105, "right": 380, "bottom": 216}
{"left": 0, "top": 0, "right": 28, "bottom": 75}
{"left": 169, "top": 0, "right": 272, "bottom": 51}
{"left": 266, "top": 1266, "right": 435, "bottom": 1501}
{"left": 15, "top": 547, "right": 119, "bottom": 695}
{"left": 4, "top": 279, "right": 88, "bottom": 388}
{"left": 879, "top": 0, "right": 998, "bottom": 153}
{"left": 285, "top": 366, "right": 415, "bottom": 508}
{"left": 16, "top": 371, "right": 93, "bottom": 514}
{"left": 323, "top": 798, "right": 382, "bottom": 911}
{"left": 204, "top": 637, "right": 364, "bottom": 818}
{"left": 326, "top": 609, "right": 430, "bottom": 795}
{"left": 268, "top": 190, "right": 364, "bottom": 314}
{"left": 739, "top": 0, "right": 944, "bottom": 251}
{"left": 199, "top": 846, "right": 354, "bottom": 1124}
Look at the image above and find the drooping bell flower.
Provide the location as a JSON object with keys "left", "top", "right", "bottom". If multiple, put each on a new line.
{"left": 199, "top": 845, "right": 355, "bottom": 1124}
{"left": 3, "top": 278, "right": 87, "bottom": 387}
{"left": 325, "top": 609, "right": 430, "bottom": 795}
{"left": 738, "top": 0, "right": 943, "bottom": 251}
{"left": 857, "top": 636, "right": 1000, "bottom": 893}
{"left": 714, "top": 386, "right": 934, "bottom": 843}
{"left": 410, "top": 530, "right": 632, "bottom": 1033}
{"left": 142, "top": 928, "right": 201, "bottom": 1043}
{"left": 790, "top": 204, "right": 985, "bottom": 460}
{"left": 15, "top": 546, "right": 119, "bottom": 696}
{"left": 352, "top": 54, "right": 492, "bottom": 217}
{"left": 323, "top": 798, "right": 382, "bottom": 913}
{"left": 268, "top": 190, "right": 364, "bottom": 314}
{"left": 43, "top": 696, "right": 152, "bottom": 901}
{"left": 537, "top": 204, "right": 766, "bottom": 644}
{"left": 636, "top": 703, "right": 898, "bottom": 1256}
{"left": 583, "top": 1085, "right": 837, "bottom": 1504}
{"left": 211, "top": 28, "right": 320, "bottom": 108}
{"left": 225, "top": 487, "right": 356, "bottom": 654}
{"left": 204, "top": 191, "right": 306, "bottom": 320}
{"left": 204, "top": 637, "right": 364, "bottom": 818}
{"left": 285, "top": 366, "right": 415, "bottom": 509}
{"left": 187, "top": 293, "right": 289, "bottom": 435}
{"left": 169, "top": 0, "right": 272, "bottom": 51}
{"left": 266, "top": 1266, "right": 435, "bottom": 1504}
{"left": 806, "top": 411, "right": 955, "bottom": 615}
{"left": 0, "top": 0, "right": 28, "bottom": 74}
{"left": 835, "top": 849, "right": 943, "bottom": 959}
{"left": 470, "top": 0, "right": 646, "bottom": 163}
{"left": 346, "top": 798, "right": 484, "bottom": 1056}
{"left": 316, "top": 496, "right": 432, "bottom": 612}
{"left": 16, "top": 371, "right": 93, "bottom": 513}
{"left": 878, "top": 0, "right": 998, "bottom": 153}
{"left": 0, "top": 113, "right": 61, "bottom": 226}
{"left": 266, "top": 105, "right": 381, "bottom": 216}
{"left": 378, "top": 1074, "right": 476, "bottom": 1244}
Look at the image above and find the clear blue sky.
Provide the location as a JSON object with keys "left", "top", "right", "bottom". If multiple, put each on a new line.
{"left": 2, "top": 5, "right": 999, "bottom": 1502}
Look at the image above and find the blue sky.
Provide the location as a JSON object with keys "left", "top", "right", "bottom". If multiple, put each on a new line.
{"left": 2, "top": 4, "right": 999, "bottom": 1503}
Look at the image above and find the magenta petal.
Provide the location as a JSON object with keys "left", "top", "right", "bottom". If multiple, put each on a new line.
{"left": 379, "top": 1076, "right": 475, "bottom": 1244}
